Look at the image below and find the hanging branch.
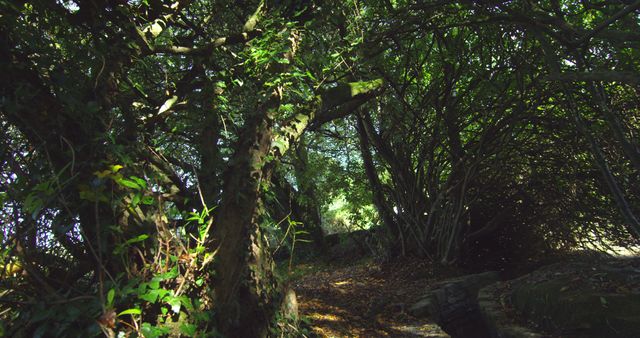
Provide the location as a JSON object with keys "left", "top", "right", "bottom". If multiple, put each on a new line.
{"left": 538, "top": 32, "right": 640, "bottom": 239}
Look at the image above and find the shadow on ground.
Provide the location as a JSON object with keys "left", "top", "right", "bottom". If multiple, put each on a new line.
{"left": 291, "top": 257, "right": 455, "bottom": 337}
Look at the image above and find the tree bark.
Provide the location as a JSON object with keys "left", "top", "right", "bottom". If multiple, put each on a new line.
{"left": 545, "top": 71, "right": 640, "bottom": 85}
{"left": 293, "top": 137, "right": 326, "bottom": 253}
{"left": 211, "top": 98, "right": 280, "bottom": 337}
{"left": 356, "top": 113, "right": 401, "bottom": 254}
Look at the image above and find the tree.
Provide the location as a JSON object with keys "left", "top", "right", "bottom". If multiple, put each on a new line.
{"left": 342, "top": 0, "right": 639, "bottom": 264}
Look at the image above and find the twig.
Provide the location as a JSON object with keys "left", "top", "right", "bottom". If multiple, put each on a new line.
{"left": 573, "top": 0, "right": 640, "bottom": 47}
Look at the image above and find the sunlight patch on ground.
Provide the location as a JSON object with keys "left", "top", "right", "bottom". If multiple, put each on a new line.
{"left": 333, "top": 279, "right": 351, "bottom": 286}
{"left": 311, "top": 326, "right": 365, "bottom": 338}
{"left": 391, "top": 324, "right": 450, "bottom": 337}
{"left": 308, "top": 312, "right": 344, "bottom": 322}
{"left": 294, "top": 257, "right": 451, "bottom": 338}
{"left": 607, "top": 245, "right": 640, "bottom": 257}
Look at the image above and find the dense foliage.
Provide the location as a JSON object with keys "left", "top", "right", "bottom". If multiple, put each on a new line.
{"left": 1, "top": 0, "right": 638, "bottom": 336}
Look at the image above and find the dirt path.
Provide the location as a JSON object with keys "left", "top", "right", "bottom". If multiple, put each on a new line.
{"left": 291, "top": 258, "right": 454, "bottom": 337}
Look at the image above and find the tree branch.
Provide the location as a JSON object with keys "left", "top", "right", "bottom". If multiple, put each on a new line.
{"left": 545, "top": 71, "right": 640, "bottom": 84}
{"left": 271, "top": 79, "right": 384, "bottom": 157}
{"left": 151, "top": 29, "right": 262, "bottom": 55}
{"left": 573, "top": 0, "right": 640, "bottom": 47}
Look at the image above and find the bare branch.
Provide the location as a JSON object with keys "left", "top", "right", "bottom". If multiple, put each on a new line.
{"left": 574, "top": 0, "right": 640, "bottom": 47}
{"left": 545, "top": 71, "right": 640, "bottom": 84}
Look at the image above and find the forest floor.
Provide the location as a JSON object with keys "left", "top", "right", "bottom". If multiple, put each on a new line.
{"left": 288, "top": 257, "right": 461, "bottom": 337}
{"left": 286, "top": 249, "right": 640, "bottom": 337}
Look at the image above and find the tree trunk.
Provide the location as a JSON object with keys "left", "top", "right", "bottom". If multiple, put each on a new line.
{"left": 293, "top": 136, "right": 326, "bottom": 253}
{"left": 356, "top": 113, "right": 401, "bottom": 254}
{"left": 211, "top": 100, "right": 282, "bottom": 337}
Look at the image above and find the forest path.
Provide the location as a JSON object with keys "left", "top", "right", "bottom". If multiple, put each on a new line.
{"left": 290, "top": 257, "right": 456, "bottom": 337}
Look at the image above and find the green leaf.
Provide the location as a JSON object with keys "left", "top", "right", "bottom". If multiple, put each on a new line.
{"left": 180, "top": 323, "right": 197, "bottom": 336}
{"left": 115, "top": 178, "right": 142, "bottom": 190}
{"left": 139, "top": 292, "right": 158, "bottom": 303}
{"left": 131, "top": 193, "right": 141, "bottom": 207}
{"left": 139, "top": 288, "right": 169, "bottom": 303}
{"left": 141, "top": 196, "right": 155, "bottom": 205}
{"left": 0, "top": 192, "right": 7, "bottom": 204}
{"left": 272, "top": 137, "right": 288, "bottom": 155}
{"left": 149, "top": 278, "right": 160, "bottom": 290}
{"left": 180, "top": 296, "right": 194, "bottom": 312}
{"left": 157, "top": 266, "right": 179, "bottom": 280}
{"left": 117, "top": 308, "right": 141, "bottom": 316}
{"left": 127, "top": 234, "right": 149, "bottom": 245}
{"left": 167, "top": 296, "right": 181, "bottom": 313}
{"left": 141, "top": 322, "right": 171, "bottom": 338}
{"left": 107, "top": 289, "right": 115, "bottom": 307}
{"left": 158, "top": 95, "right": 178, "bottom": 114}
{"left": 137, "top": 283, "right": 147, "bottom": 295}
{"left": 149, "top": 21, "right": 163, "bottom": 37}
{"left": 129, "top": 176, "right": 147, "bottom": 189}
{"left": 24, "top": 194, "right": 44, "bottom": 219}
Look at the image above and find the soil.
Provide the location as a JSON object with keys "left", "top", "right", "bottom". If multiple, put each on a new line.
{"left": 290, "top": 257, "right": 461, "bottom": 337}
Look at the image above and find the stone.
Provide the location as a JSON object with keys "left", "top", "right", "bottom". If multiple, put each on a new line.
{"left": 478, "top": 255, "right": 640, "bottom": 338}
{"left": 408, "top": 297, "right": 433, "bottom": 317}
{"left": 478, "top": 282, "right": 542, "bottom": 338}
{"left": 507, "top": 258, "right": 640, "bottom": 337}
{"left": 410, "top": 271, "right": 500, "bottom": 338}
{"left": 280, "top": 288, "right": 299, "bottom": 321}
